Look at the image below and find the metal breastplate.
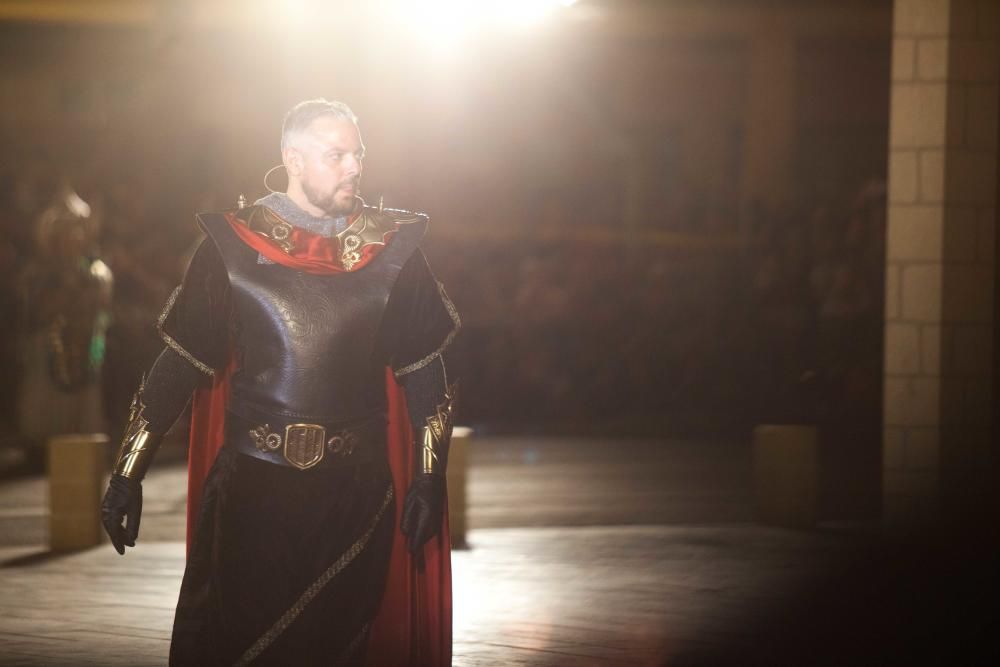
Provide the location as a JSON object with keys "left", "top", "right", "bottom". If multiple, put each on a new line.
{"left": 198, "top": 210, "right": 425, "bottom": 422}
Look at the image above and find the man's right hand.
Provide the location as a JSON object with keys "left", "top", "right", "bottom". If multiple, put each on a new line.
{"left": 101, "top": 474, "right": 143, "bottom": 555}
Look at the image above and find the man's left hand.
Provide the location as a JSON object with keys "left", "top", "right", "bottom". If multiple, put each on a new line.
{"left": 400, "top": 473, "right": 446, "bottom": 554}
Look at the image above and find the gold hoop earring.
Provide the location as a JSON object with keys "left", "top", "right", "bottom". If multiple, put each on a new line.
{"left": 263, "top": 164, "right": 287, "bottom": 194}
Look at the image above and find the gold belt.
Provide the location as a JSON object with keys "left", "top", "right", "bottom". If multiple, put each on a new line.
{"left": 226, "top": 412, "right": 385, "bottom": 470}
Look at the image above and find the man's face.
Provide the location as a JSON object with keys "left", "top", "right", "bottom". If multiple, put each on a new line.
{"left": 290, "top": 116, "right": 365, "bottom": 216}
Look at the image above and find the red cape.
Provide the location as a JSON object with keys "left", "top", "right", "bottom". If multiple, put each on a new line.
{"left": 185, "top": 212, "right": 452, "bottom": 666}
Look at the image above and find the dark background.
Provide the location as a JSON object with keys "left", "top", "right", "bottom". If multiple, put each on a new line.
{"left": 0, "top": 0, "right": 892, "bottom": 519}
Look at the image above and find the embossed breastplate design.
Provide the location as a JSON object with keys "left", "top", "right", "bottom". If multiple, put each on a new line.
{"left": 198, "top": 210, "right": 424, "bottom": 422}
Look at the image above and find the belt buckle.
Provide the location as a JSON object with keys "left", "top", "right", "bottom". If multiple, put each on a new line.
{"left": 284, "top": 423, "right": 327, "bottom": 470}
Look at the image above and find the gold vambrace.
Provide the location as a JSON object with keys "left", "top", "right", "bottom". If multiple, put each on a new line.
{"left": 418, "top": 384, "right": 458, "bottom": 476}
{"left": 418, "top": 425, "right": 445, "bottom": 476}
{"left": 112, "top": 384, "right": 164, "bottom": 481}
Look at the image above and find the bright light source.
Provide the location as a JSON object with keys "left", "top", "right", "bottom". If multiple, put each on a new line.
{"left": 394, "top": 0, "right": 469, "bottom": 49}
{"left": 389, "top": 0, "right": 576, "bottom": 50}
{"left": 270, "top": 0, "right": 311, "bottom": 29}
{"left": 495, "top": 0, "right": 558, "bottom": 27}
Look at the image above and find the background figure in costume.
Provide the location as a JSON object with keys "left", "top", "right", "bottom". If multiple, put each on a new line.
{"left": 100, "top": 99, "right": 458, "bottom": 665}
{"left": 17, "top": 187, "right": 112, "bottom": 463}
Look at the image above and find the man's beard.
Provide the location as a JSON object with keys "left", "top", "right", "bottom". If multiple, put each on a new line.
{"left": 302, "top": 179, "right": 357, "bottom": 217}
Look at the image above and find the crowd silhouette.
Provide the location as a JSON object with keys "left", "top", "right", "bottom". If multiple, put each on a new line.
{"left": 0, "top": 141, "right": 886, "bottom": 455}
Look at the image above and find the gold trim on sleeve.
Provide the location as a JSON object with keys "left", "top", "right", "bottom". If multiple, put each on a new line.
{"left": 393, "top": 281, "right": 462, "bottom": 378}
{"left": 156, "top": 286, "right": 216, "bottom": 377}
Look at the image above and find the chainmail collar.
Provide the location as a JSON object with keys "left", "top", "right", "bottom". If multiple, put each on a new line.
{"left": 253, "top": 192, "right": 348, "bottom": 238}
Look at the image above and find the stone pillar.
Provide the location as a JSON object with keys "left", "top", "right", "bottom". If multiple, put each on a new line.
{"left": 884, "top": 0, "right": 999, "bottom": 525}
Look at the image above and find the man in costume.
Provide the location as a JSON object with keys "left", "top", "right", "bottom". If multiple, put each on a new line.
{"left": 100, "top": 99, "right": 459, "bottom": 665}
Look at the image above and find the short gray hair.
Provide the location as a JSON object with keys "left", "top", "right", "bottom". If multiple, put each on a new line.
{"left": 281, "top": 98, "right": 358, "bottom": 152}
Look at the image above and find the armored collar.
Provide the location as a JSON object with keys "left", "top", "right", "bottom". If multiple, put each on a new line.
{"left": 229, "top": 199, "right": 428, "bottom": 271}
{"left": 336, "top": 202, "right": 428, "bottom": 269}
{"left": 232, "top": 205, "right": 298, "bottom": 252}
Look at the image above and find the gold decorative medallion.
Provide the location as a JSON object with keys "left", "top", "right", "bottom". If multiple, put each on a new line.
{"left": 233, "top": 206, "right": 295, "bottom": 253}
{"left": 271, "top": 221, "right": 293, "bottom": 242}
{"left": 249, "top": 424, "right": 282, "bottom": 452}
{"left": 340, "top": 233, "right": 363, "bottom": 270}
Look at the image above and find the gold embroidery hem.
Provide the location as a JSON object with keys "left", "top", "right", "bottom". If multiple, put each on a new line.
{"left": 233, "top": 483, "right": 394, "bottom": 666}
{"left": 335, "top": 622, "right": 371, "bottom": 663}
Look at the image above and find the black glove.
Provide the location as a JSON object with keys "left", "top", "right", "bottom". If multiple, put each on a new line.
{"left": 101, "top": 474, "right": 143, "bottom": 555}
{"left": 400, "top": 473, "right": 446, "bottom": 555}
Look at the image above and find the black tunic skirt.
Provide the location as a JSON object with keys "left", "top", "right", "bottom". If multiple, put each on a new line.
{"left": 170, "top": 448, "right": 396, "bottom": 666}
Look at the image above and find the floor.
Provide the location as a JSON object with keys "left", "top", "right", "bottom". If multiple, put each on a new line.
{"left": 0, "top": 436, "right": 867, "bottom": 665}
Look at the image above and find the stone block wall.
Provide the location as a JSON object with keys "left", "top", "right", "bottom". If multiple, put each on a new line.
{"left": 884, "top": 0, "right": 998, "bottom": 524}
